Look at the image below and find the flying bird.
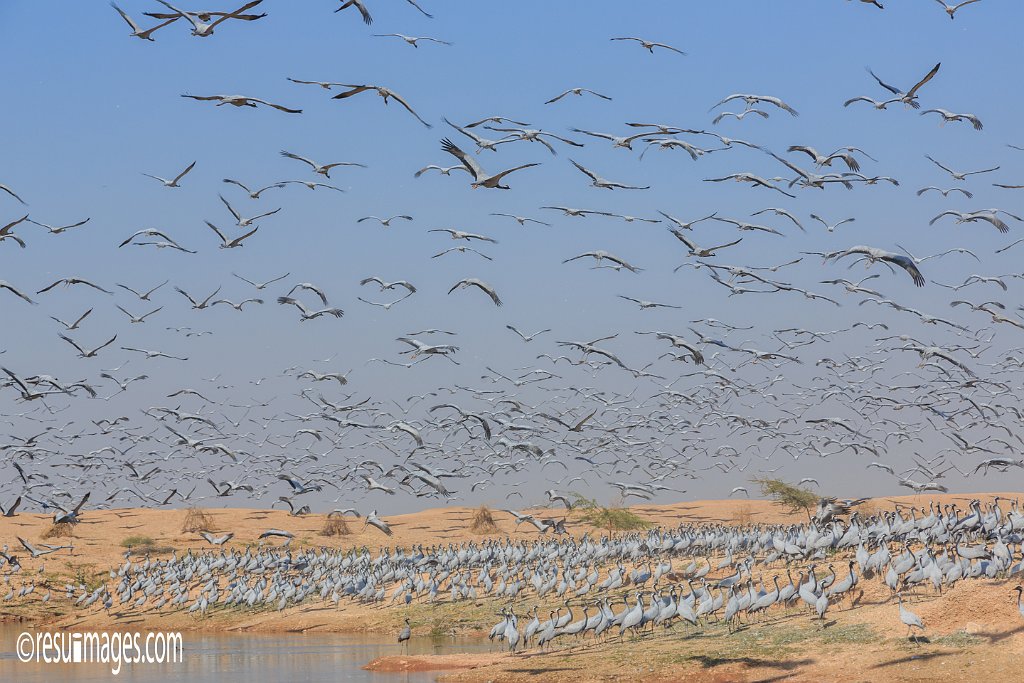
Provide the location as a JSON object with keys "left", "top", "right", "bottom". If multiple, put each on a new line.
{"left": 440, "top": 138, "right": 539, "bottom": 189}
{"left": 332, "top": 84, "right": 432, "bottom": 128}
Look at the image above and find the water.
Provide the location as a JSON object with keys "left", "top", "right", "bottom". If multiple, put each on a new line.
{"left": 0, "top": 624, "right": 490, "bottom": 682}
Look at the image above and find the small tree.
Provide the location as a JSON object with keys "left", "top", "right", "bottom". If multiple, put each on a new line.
{"left": 754, "top": 478, "right": 818, "bottom": 519}
{"left": 571, "top": 494, "right": 651, "bottom": 533}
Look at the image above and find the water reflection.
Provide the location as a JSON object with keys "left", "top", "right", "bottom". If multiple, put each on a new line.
{"left": 0, "top": 624, "right": 489, "bottom": 682}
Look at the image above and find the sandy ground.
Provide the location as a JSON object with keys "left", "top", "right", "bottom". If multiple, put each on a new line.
{"left": 1, "top": 492, "right": 1022, "bottom": 681}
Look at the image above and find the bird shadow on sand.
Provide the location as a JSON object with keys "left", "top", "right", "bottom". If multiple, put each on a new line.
{"left": 870, "top": 649, "right": 951, "bottom": 669}
{"left": 972, "top": 624, "right": 1024, "bottom": 643}
{"left": 688, "top": 654, "right": 815, "bottom": 670}
{"left": 506, "top": 667, "right": 577, "bottom": 675}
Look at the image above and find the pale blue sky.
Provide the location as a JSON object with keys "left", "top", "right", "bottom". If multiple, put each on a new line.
{"left": 1, "top": 1, "right": 1022, "bottom": 514}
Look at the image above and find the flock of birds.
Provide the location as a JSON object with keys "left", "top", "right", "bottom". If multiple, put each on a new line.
{"left": 1, "top": 0, "right": 1024, "bottom": 656}
{"left": 5, "top": 495, "right": 1024, "bottom": 651}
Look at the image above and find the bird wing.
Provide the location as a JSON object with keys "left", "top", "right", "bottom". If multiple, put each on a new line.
{"left": 172, "top": 160, "right": 196, "bottom": 183}
{"left": 544, "top": 90, "right": 571, "bottom": 104}
{"left": 204, "top": 220, "right": 228, "bottom": 244}
{"left": 234, "top": 226, "right": 259, "bottom": 245}
{"left": 866, "top": 67, "right": 901, "bottom": 96}
{"left": 208, "top": 0, "right": 264, "bottom": 29}
{"left": 440, "top": 138, "right": 482, "bottom": 180}
{"left": 111, "top": 2, "right": 142, "bottom": 32}
{"left": 219, "top": 195, "right": 242, "bottom": 222}
{"left": 569, "top": 159, "right": 599, "bottom": 181}
{"left": 332, "top": 84, "right": 373, "bottom": 100}
{"left": 489, "top": 163, "right": 539, "bottom": 185}
{"left": 280, "top": 150, "right": 316, "bottom": 168}
{"left": 248, "top": 98, "right": 302, "bottom": 113}
{"left": 388, "top": 90, "right": 432, "bottom": 128}
{"left": 472, "top": 281, "right": 502, "bottom": 306}
{"left": 906, "top": 63, "right": 941, "bottom": 98}
{"left": 58, "top": 334, "right": 86, "bottom": 355}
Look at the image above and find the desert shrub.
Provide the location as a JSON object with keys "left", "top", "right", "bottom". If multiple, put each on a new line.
{"left": 42, "top": 523, "right": 75, "bottom": 539}
{"left": 469, "top": 505, "right": 499, "bottom": 534}
{"left": 320, "top": 516, "right": 351, "bottom": 537}
{"left": 732, "top": 504, "right": 753, "bottom": 525}
{"left": 181, "top": 507, "right": 213, "bottom": 533}
{"left": 121, "top": 535, "right": 172, "bottom": 553}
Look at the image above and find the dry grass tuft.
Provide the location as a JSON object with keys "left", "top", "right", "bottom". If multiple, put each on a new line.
{"left": 181, "top": 507, "right": 214, "bottom": 534}
{"left": 469, "top": 505, "right": 499, "bottom": 534}
{"left": 321, "top": 515, "right": 351, "bottom": 537}
{"left": 42, "top": 522, "right": 75, "bottom": 539}
{"left": 732, "top": 504, "right": 753, "bottom": 525}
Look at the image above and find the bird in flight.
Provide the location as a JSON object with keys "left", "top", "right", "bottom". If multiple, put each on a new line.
{"left": 332, "top": 84, "right": 432, "bottom": 128}
{"left": 142, "top": 160, "right": 196, "bottom": 188}
{"left": 181, "top": 93, "right": 302, "bottom": 114}
{"left": 440, "top": 139, "right": 539, "bottom": 189}
{"left": 610, "top": 37, "right": 687, "bottom": 55}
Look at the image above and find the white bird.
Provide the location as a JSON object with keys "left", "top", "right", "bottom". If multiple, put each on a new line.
{"left": 332, "top": 84, "right": 432, "bottom": 128}
{"left": 232, "top": 272, "right": 289, "bottom": 290}
{"left": 610, "top": 37, "right": 686, "bottom": 55}
{"left": 364, "top": 510, "right": 393, "bottom": 536}
{"left": 153, "top": 0, "right": 264, "bottom": 37}
{"left": 934, "top": 0, "right": 982, "bottom": 20}
{"left": 276, "top": 297, "right": 344, "bottom": 321}
{"left": 930, "top": 209, "right": 1020, "bottom": 234}
{"left": 26, "top": 216, "right": 90, "bottom": 234}
{"left": 920, "top": 108, "right": 983, "bottom": 130}
{"left": 280, "top": 150, "right": 365, "bottom": 177}
{"left": 712, "top": 108, "right": 769, "bottom": 125}
{"left": 563, "top": 250, "right": 641, "bottom": 273}
{"left": 221, "top": 178, "right": 285, "bottom": 199}
{"left": 490, "top": 213, "right": 550, "bottom": 226}
{"left": 712, "top": 93, "right": 799, "bottom": 116}
{"left": 205, "top": 220, "right": 258, "bottom": 248}
{"left": 111, "top": 2, "right": 179, "bottom": 41}
{"left": 360, "top": 277, "right": 416, "bottom": 294}
{"left": 115, "top": 305, "right": 162, "bottom": 324}
{"left": 809, "top": 214, "right": 856, "bottom": 232}
{"left": 357, "top": 215, "right": 412, "bottom": 227}
{"left": 142, "top": 161, "right": 196, "bottom": 187}
{"left": 569, "top": 159, "right": 649, "bottom": 190}
{"left": 916, "top": 186, "right": 973, "bottom": 199}
{"left": 59, "top": 333, "right": 118, "bottom": 359}
{"left": 0, "top": 215, "right": 28, "bottom": 248}
{"left": 544, "top": 87, "right": 612, "bottom": 105}
{"left": 429, "top": 228, "right": 498, "bottom": 243}
{"left": 50, "top": 308, "right": 92, "bottom": 331}
{"left": 866, "top": 63, "right": 941, "bottom": 109}
{"left": 414, "top": 165, "right": 469, "bottom": 178}
{"left": 822, "top": 245, "right": 925, "bottom": 287}
{"left": 199, "top": 532, "right": 234, "bottom": 546}
{"left": 374, "top": 33, "right": 451, "bottom": 48}
{"left": 925, "top": 155, "right": 998, "bottom": 181}
{"left": 506, "top": 325, "right": 551, "bottom": 342}
{"left": 219, "top": 195, "right": 281, "bottom": 227}
{"left": 181, "top": 93, "right": 301, "bottom": 114}
{"left": 440, "top": 138, "right": 539, "bottom": 189}
{"left": 448, "top": 278, "right": 502, "bottom": 307}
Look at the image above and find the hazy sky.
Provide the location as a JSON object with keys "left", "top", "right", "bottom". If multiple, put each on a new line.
{"left": 1, "top": 1, "right": 1023, "bottom": 516}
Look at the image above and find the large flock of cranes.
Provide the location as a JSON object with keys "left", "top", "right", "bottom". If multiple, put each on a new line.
{"left": 1, "top": 1, "right": 1022, "bottom": 557}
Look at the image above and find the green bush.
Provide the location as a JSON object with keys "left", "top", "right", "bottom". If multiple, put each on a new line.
{"left": 571, "top": 494, "right": 650, "bottom": 531}
{"left": 753, "top": 478, "right": 818, "bottom": 517}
